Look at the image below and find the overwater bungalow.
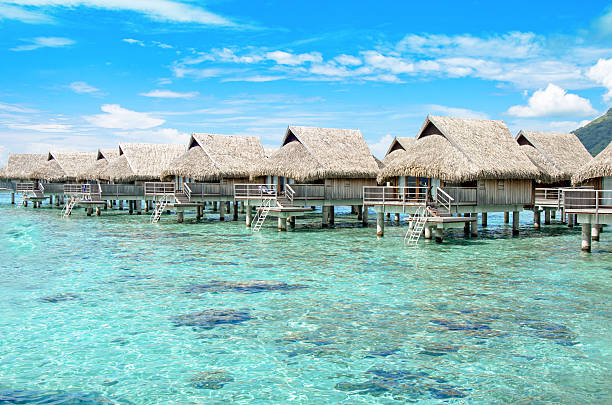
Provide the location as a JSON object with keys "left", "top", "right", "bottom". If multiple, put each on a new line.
{"left": 92, "top": 143, "right": 185, "bottom": 216}
{"left": 77, "top": 149, "right": 121, "bottom": 183}
{"left": 371, "top": 115, "right": 539, "bottom": 242}
{"left": 516, "top": 130, "right": 592, "bottom": 227}
{"left": 0, "top": 153, "right": 47, "bottom": 204}
{"left": 159, "top": 133, "right": 265, "bottom": 222}
{"left": 566, "top": 141, "right": 612, "bottom": 250}
{"left": 241, "top": 125, "right": 380, "bottom": 230}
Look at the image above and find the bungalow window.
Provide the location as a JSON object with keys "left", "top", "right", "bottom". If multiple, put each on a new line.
{"left": 497, "top": 180, "right": 505, "bottom": 191}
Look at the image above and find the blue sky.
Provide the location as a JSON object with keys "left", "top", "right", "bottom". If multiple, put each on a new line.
{"left": 1, "top": 0, "right": 612, "bottom": 163}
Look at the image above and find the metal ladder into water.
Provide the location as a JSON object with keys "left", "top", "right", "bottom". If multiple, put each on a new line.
{"left": 404, "top": 206, "right": 429, "bottom": 247}
{"left": 251, "top": 197, "right": 275, "bottom": 232}
{"left": 151, "top": 195, "right": 169, "bottom": 224}
{"left": 62, "top": 197, "right": 78, "bottom": 218}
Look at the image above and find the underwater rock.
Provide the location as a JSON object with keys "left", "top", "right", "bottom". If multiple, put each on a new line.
{"left": 184, "top": 280, "right": 308, "bottom": 294}
{"left": 365, "top": 348, "right": 400, "bottom": 358}
{"left": 430, "top": 318, "right": 491, "bottom": 331}
{"left": 521, "top": 321, "right": 578, "bottom": 346}
{"left": 429, "top": 386, "right": 469, "bottom": 399}
{"left": 334, "top": 381, "right": 389, "bottom": 396}
{"left": 0, "top": 389, "right": 121, "bottom": 404}
{"left": 39, "top": 292, "right": 81, "bottom": 303}
{"left": 172, "top": 309, "right": 252, "bottom": 329}
{"left": 110, "top": 337, "right": 129, "bottom": 346}
{"left": 190, "top": 371, "right": 234, "bottom": 389}
{"left": 418, "top": 344, "right": 459, "bottom": 356}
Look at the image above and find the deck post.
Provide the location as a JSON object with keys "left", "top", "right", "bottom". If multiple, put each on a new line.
{"left": 177, "top": 211, "right": 184, "bottom": 223}
{"left": 240, "top": 201, "right": 245, "bottom": 214}
{"left": 219, "top": 201, "right": 225, "bottom": 221}
{"left": 119, "top": 200, "right": 123, "bottom": 210}
{"left": 481, "top": 212, "right": 487, "bottom": 227}
{"left": 24, "top": 200, "right": 27, "bottom": 207}
{"left": 136, "top": 200, "right": 142, "bottom": 215}
{"left": 96, "top": 207, "right": 101, "bottom": 216}
{"left": 246, "top": 205, "right": 253, "bottom": 227}
{"left": 434, "top": 227, "right": 444, "bottom": 243}
{"left": 544, "top": 209, "right": 551, "bottom": 225}
{"left": 144, "top": 201, "right": 149, "bottom": 213}
{"left": 512, "top": 211, "right": 520, "bottom": 236}
{"left": 386, "top": 212, "right": 390, "bottom": 221}
{"left": 129, "top": 201, "right": 133, "bottom": 215}
{"left": 394, "top": 213, "right": 400, "bottom": 223}
{"left": 533, "top": 210, "right": 540, "bottom": 229}
{"left": 470, "top": 213, "right": 478, "bottom": 237}
{"left": 233, "top": 201, "right": 238, "bottom": 221}
{"left": 322, "top": 206, "right": 329, "bottom": 228}
{"left": 464, "top": 213, "right": 470, "bottom": 234}
{"left": 56, "top": 197, "right": 60, "bottom": 207}
{"left": 567, "top": 213, "right": 574, "bottom": 228}
{"left": 49, "top": 195, "right": 53, "bottom": 205}
{"left": 278, "top": 216, "right": 287, "bottom": 231}
{"left": 289, "top": 216, "right": 295, "bottom": 229}
{"left": 582, "top": 223, "right": 591, "bottom": 252}
{"left": 362, "top": 206, "right": 368, "bottom": 226}
{"left": 213, "top": 201, "right": 218, "bottom": 212}
{"left": 376, "top": 212, "right": 384, "bottom": 237}
{"left": 357, "top": 205, "right": 363, "bottom": 221}
{"left": 551, "top": 210, "right": 556, "bottom": 219}
{"left": 424, "top": 225, "right": 432, "bottom": 239}
{"left": 329, "top": 206, "right": 335, "bottom": 226}
{"left": 104, "top": 202, "right": 108, "bottom": 210}
{"left": 592, "top": 225, "right": 601, "bottom": 241}
{"left": 11, "top": 192, "right": 14, "bottom": 204}
{"left": 87, "top": 207, "right": 93, "bottom": 216}
{"left": 504, "top": 212, "right": 509, "bottom": 224}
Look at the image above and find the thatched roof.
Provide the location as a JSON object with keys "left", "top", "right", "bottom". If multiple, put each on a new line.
{"left": 516, "top": 130, "right": 592, "bottom": 183}
{"left": 0, "top": 153, "right": 47, "bottom": 180}
{"left": 379, "top": 115, "right": 539, "bottom": 183}
{"left": 572, "top": 141, "right": 612, "bottom": 185}
{"left": 77, "top": 148, "right": 121, "bottom": 181}
{"left": 98, "top": 143, "right": 185, "bottom": 182}
{"left": 382, "top": 137, "right": 415, "bottom": 167}
{"left": 253, "top": 126, "right": 379, "bottom": 182}
{"left": 161, "top": 133, "right": 265, "bottom": 181}
{"left": 29, "top": 151, "right": 97, "bottom": 181}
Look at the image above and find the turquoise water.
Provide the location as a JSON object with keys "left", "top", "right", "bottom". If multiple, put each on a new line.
{"left": 0, "top": 194, "right": 611, "bottom": 404}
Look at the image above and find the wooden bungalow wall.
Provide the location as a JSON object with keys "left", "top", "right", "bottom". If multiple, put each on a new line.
{"left": 477, "top": 179, "right": 533, "bottom": 205}
{"left": 324, "top": 178, "right": 377, "bottom": 200}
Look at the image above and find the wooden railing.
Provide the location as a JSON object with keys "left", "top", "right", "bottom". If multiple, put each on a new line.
{"left": 144, "top": 182, "right": 175, "bottom": 196}
{"left": 16, "top": 182, "right": 35, "bottom": 192}
{"left": 363, "top": 186, "right": 429, "bottom": 205}
{"left": 64, "top": 184, "right": 91, "bottom": 195}
{"left": 564, "top": 189, "right": 612, "bottom": 211}
{"left": 42, "top": 183, "right": 64, "bottom": 194}
{"left": 0, "top": 181, "right": 15, "bottom": 191}
{"left": 289, "top": 184, "right": 326, "bottom": 201}
{"left": 234, "top": 184, "right": 277, "bottom": 200}
{"left": 100, "top": 184, "right": 145, "bottom": 198}
{"left": 440, "top": 187, "right": 477, "bottom": 205}
{"left": 184, "top": 182, "right": 234, "bottom": 198}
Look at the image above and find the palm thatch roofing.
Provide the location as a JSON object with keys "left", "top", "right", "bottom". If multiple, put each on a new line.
{"left": 0, "top": 153, "right": 47, "bottom": 180}
{"left": 77, "top": 148, "right": 121, "bottom": 181}
{"left": 253, "top": 126, "right": 380, "bottom": 182}
{"left": 29, "top": 151, "right": 97, "bottom": 181}
{"left": 161, "top": 133, "right": 265, "bottom": 181}
{"left": 379, "top": 115, "right": 539, "bottom": 183}
{"left": 97, "top": 143, "right": 185, "bottom": 182}
{"left": 572, "top": 141, "right": 612, "bottom": 185}
{"left": 382, "top": 137, "right": 415, "bottom": 167}
{"left": 516, "top": 130, "right": 592, "bottom": 183}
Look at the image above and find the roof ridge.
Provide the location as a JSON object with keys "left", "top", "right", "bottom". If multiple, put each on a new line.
{"left": 284, "top": 126, "right": 325, "bottom": 170}
{"left": 419, "top": 115, "right": 476, "bottom": 165}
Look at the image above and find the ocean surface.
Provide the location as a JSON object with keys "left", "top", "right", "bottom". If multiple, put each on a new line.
{"left": 0, "top": 194, "right": 610, "bottom": 404}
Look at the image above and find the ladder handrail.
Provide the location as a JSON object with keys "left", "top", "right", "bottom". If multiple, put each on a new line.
{"left": 285, "top": 184, "right": 295, "bottom": 204}
{"left": 183, "top": 183, "right": 192, "bottom": 201}
{"left": 435, "top": 186, "right": 454, "bottom": 214}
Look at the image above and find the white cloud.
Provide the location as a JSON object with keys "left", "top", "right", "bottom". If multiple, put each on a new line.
{"left": 367, "top": 134, "right": 394, "bottom": 159}
{"left": 0, "top": 0, "right": 232, "bottom": 26}
{"left": 265, "top": 51, "right": 322, "bottom": 66}
{"left": 335, "top": 54, "right": 362, "bottom": 66}
{"left": 122, "top": 38, "right": 144, "bottom": 47}
{"left": 11, "top": 36, "right": 75, "bottom": 51}
{"left": 172, "top": 66, "right": 225, "bottom": 79}
{"left": 362, "top": 51, "right": 414, "bottom": 74}
{"left": 8, "top": 123, "right": 72, "bottom": 132}
{"left": 0, "top": 102, "right": 37, "bottom": 113}
{"left": 428, "top": 105, "right": 489, "bottom": 119}
{"left": 0, "top": 4, "right": 51, "bottom": 23}
{"left": 507, "top": 84, "right": 597, "bottom": 118}
{"left": 68, "top": 81, "right": 100, "bottom": 94}
{"left": 586, "top": 58, "right": 612, "bottom": 101}
{"left": 84, "top": 104, "right": 165, "bottom": 129}
{"left": 549, "top": 120, "right": 591, "bottom": 132}
{"left": 593, "top": 7, "right": 612, "bottom": 36}
{"left": 222, "top": 75, "right": 285, "bottom": 82}
{"left": 140, "top": 89, "right": 198, "bottom": 99}
{"left": 152, "top": 41, "right": 172, "bottom": 49}
{"left": 398, "top": 32, "right": 542, "bottom": 59}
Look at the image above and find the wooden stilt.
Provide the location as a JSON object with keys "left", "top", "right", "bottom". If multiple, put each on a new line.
{"left": 322, "top": 206, "right": 329, "bottom": 228}
{"left": 434, "top": 227, "right": 444, "bottom": 243}
{"left": 289, "top": 216, "right": 295, "bottom": 229}
{"left": 329, "top": 206, "right": 335, "bottom": 226}
{"left": 233, "top": 201, "right": 238, "bottom": 221}
{"left": 177, "top": 211, "right": 184, "bottom": 223}
{"left": 87, "top": 207, "right": 93, "bottom": 216}
{"left": 424, "top": 225, "right": 432, "bottom": 239}
{"left": 11, "top": 192, "right": 15, "bottom": 204}
{"left": 534, "top": 210, "right": 540, "bottom": 229}
{"left": 544, "top": 209, "right": 551, "bottom": 225}
{"left": 213, "top": 201, "right": 218, "bottom": 212}
{"left": 504, "top": 212, "right": 509, "bottom": 224}
{"left": 394, "top": 213, "right": 400, "bottom": 223}
{"left": 246, "top": 205, "right": 253, "bottom": 227}
{"left": 357, "top": 205, "right": 363, "bottom": 221}
{"left": 464, "top": 213, "right": 470, "bottom": 234}
{"left": 470, "top": 213, "right": 478, "bottom": 237}
{"left": 582, "top": 223, "right": 591, "bottom": 252}
{"left": 219, "top": 201, "right": 225, "bottom": 221}
{"left": 567, "top": 213, "right": 574, "bottom": 228}
{"left": 96, "top": 207, "right": 101, "bottom": 216}
{"left": 512, "top": 211, "right": 520, "bottom": 236}
{"left": 481, "top": 212, "right": 487, "bottom": 227}
{"left": 278, "top": 216, "right": 287, "bottom": 231}
{"left": 362, "top": 205, "right": 368, "bottom": 226}
{"left": 592, "top": 225, "right": 601, "bottom": 241}
{"left": 376, "top": 212, "right": 384, "bottom": 237}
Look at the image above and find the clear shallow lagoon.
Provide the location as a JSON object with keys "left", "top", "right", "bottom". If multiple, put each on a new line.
{"left": 0, "top": 195, "right": 611, "bottom": 404}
